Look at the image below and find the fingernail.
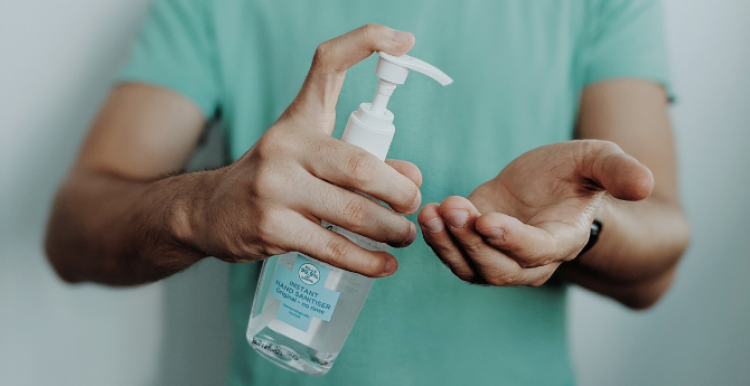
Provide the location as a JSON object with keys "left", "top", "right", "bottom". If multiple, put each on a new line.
{"left": 422, "top": 218, "right": 444, "bottom": 233}
{"left": 405, "top": 223, "right": 417, "bottom": 245}
{"left": 480, "top": 227, "right": 504, "bottom": 240}
{"left": 443, "top": 209, "right": 469, "bottom": 228}
{"left": 383, "top": 258, "right": 398, "bottom": 275}
{"left": 408, "top": 191, "right": 422, "bottom": 214}
{"left": 392, "top": 29, "right": 412, "bottom": 43}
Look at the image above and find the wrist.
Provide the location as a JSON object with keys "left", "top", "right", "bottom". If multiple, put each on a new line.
{"left": 162, "top": 170, "right": 217, "bottom": 261}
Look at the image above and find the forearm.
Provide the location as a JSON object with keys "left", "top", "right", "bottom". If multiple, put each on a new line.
{"left": 44, "top": 169, "right": 210, "bottom": 285}
{"left": 559, "top": 194, "right": 690, "bottom": 308}
{"left": 560, "top": 262, "right": 677, "bottom": 309}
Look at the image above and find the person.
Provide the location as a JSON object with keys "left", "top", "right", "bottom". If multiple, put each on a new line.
{"left": 44, "top": 0, "right": 690, "bottom": 384}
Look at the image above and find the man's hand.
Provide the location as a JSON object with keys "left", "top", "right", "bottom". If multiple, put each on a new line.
{"left": 418, "top": 140, "right": 653, "bottom": 287}
{"left": 184, "top": 25, "right": 421, "bottom": 277}
{"left": 45, "top": 24, "right": 421, "bottom": 284}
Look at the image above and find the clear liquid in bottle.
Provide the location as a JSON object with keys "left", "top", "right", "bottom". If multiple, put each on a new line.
{"left": 246, "top": 222, "right": 388, "bottom": 375}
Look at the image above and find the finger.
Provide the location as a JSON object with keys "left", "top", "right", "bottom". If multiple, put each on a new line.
{"left": 385, "top": 159, "right": 423, "bottom": 188}
{"left": 438, "top": 196, "right": 486, "bottom": 258}
{"left": 581, "top": 140, "right": 654, "bottom": 201}
{"left": 304, "top": 137, "right": 421, "bottom": 215}
{"left": 418, "top": 202, "right": 482, "bottom": 283}
{"left": 297, "top": 178, "right": 417, "bottom": 248}
{"left": 421, "top": 201, "right": 560, "bottom": 287}
{"left": 287, "top": 213, "right": 398, "bottom": 277}
{"left": 439, "top": 196, "right": 562, "bottom": 286}
{"left": 289, "top": 24, "right": 415, "bottom": 128}
{"left": 437, "top": 196, "right": 518, "bottom": 277}
{"left": 474, "top": 212, "right": 578, "bottom": 267}
{"left": 310, "top": 23, "right": 414, "bottom": 75}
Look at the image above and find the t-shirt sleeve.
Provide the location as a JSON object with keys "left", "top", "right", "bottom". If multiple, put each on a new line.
{"left": 583, "top": 0, "right": 674, "bottom": 99}
{"left": 115, "top": 0, "right": 221, "bottom": 118}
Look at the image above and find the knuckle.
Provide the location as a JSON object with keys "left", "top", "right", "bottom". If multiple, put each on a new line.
{"left": 345, "top": 151, "right": 375, "bottom": 186}
{"left": 323, "top": 238, "right": 350, "bottom": 266}
{"left": 250, "top": 168, "right": 286, "bottom": 199}
{"left": 362, "top": 23, "right": 384, "bottom": 39}
{"left": 237, "top": 235, "right": 283, "bottom": 259}
{"left": 253, "top": 212, "right": 277, "bottom": 245}
{"left": 254, "top": 216, "right": 288, "bottom": 257}
{"left": 342, "top": 197, "right": 369, "bottom": 229}
{"left": 253, "top": 209, "right": 285, "bottom": 241}
{"left": 313, "top": 41, "right": 335, "bottom": 72}
{"left": 255, "top": 130, "right": 287, "bottom": 159}
{"left": 260, "top": 244, "right": 287, "bottom": 257}
{"left": 227, "top": 234, "right": 261, "bottom": 261}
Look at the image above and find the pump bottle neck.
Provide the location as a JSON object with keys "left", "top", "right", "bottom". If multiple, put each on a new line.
{"left": 371, "top": 79, "right": 397, "bottom": 115}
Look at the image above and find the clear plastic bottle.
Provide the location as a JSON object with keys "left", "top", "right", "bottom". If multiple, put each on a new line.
{"left": 246, "top": 51, "right": 452, "bottom": 375}
{"left": 246, "top": 221, "right": 388, "bottom": 375}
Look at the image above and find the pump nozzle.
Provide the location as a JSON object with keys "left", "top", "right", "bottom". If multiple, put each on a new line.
{"left": 341, "top": 52, "right": 452, "bottom": 160}
{"left": 376, "top": 52, "right": 453, "bottom": 86}
{"left": 369, "top": 52, "right": 453, "bottom": 115}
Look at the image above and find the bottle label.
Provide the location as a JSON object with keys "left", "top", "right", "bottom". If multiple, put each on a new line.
{"left": 270, "top": 254, "right": 341, "bottom": 332}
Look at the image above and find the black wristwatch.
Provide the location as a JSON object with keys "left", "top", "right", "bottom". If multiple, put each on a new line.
{"left": 546, "top": 216, "right": 602, "bottom": 286}
{"left": 578, "top": 216, "right": 602, "bottom": 257}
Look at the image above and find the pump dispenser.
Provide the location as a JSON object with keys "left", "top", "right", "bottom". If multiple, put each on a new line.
{"left": 341, "top": 52, "right": 453, "bottom": 160}
{"left": 247, "top": 52, "right": 452, "bottom": 376}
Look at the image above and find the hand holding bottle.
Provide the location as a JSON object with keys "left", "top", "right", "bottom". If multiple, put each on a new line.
{"left": 181, "top": 25, "right": 422, "bottom": 277}
{"left": 244, "top": 27, "right": 454, "bottom": 374}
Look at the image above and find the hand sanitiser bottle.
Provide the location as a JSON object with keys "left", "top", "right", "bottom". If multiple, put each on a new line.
{"left": 246, "top": 52, "right": 452, "bottom": 375}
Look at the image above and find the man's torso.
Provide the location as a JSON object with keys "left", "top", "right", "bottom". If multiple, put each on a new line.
{"left": 215, "top": 1, "right": 587, "bottom": 384}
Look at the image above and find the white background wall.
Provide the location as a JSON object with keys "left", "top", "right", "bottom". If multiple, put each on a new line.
{"left": 0, "top": 1, "right": 747, "bottom": 385}
{"left": 0, "top": 1, "right": 231, "bottom": 385}
{"left": 569, "top": 1, "right": 750, "bottom": 385}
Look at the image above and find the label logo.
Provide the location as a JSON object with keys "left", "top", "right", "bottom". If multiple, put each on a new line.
{"left": 298, "top": 263, "right": 320, "bottom": 285}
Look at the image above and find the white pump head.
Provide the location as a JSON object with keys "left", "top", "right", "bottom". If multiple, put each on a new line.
{"left": 370, "top": 52, "right": 453, "bottom": 115}
{"left": 341, "top": 52, "right": 452, "bottom": 160}
{"left": 375, "top": 52, "right": 454, "bottom": 86}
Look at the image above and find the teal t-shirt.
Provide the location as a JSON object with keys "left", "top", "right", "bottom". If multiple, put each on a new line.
{"left": 117, "top": 1, "right": 671, "bottom": 385}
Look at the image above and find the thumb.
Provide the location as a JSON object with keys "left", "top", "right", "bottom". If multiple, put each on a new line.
{"left": 582, "top": 140, "right": 654, "bottom": 201}
{"left": 284, "top": 24, "right": 415, "bottom": 133}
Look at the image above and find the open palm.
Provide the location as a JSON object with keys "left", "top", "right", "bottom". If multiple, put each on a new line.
{"left": 418, "top": 140, "right": 653, "bottom": 286}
